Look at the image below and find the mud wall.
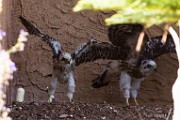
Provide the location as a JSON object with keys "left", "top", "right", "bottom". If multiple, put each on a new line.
{"left": 0, "top": 0, "right": 12, "bottom": 50}
{"left": 10, "top": 0, "right": 178, "bottom": 105}
{"left": 0, "top": 0, "right": 12, "bottom": 38}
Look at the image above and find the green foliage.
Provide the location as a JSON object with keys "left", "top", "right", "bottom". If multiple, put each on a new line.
{"left": 73, "top": 0, "right": 133, "bottom": 11}
{"left": 73, "top": 0, "right": 180, "bottom": 26}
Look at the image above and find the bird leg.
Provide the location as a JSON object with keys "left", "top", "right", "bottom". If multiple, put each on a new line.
{"left": 119, "top": 72, "right": 131, "bottom": 106}
{"left": 125, "top": 98, "right": 130, "bottom": 106}
{"left": 131, "top": 89, "right": 139, "bottom": 106}
{"left": 48, "top": 95, "right": 54, "bottom": 103}
{"left": 133, "top": 98, "right": 139, "bottom": 106}
{"left": 67, "top": 71, "right": 75, "bottom": 102}
{"left": 48, "top": 77, "right": 58, "bottom": 103}
{"left": 131, "top": 78, "right": 144, "bottom": 106}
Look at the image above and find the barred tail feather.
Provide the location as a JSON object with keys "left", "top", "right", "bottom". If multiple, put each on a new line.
{"left": 92, "top": 70, "right": 110, "bottom": 88}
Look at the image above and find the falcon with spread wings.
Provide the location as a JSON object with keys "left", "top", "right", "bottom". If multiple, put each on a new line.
{"left": 92, "top": 24, "right": 176, "bottom": 105}
{"left": 19, "top": 16, "right": 75, "bottom": 102}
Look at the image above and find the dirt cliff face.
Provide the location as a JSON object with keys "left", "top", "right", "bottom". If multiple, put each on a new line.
{"left": 9, "top": 0, "right": 177, "bottom": 104}
{"left": 0, "top": 0, "right": 12, "bottom": 49}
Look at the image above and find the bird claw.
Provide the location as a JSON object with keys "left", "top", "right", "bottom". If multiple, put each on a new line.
{"left": 125, "top": 98, "right": 129, "bottom": 106}
{"left": 48, "top": 95, "right": 54, "bottom": 103}
{"left": 134, "top": 98, "right": 139, "bottom": 106}
{"left": 124, "top": 98, "right": 139, "bottom": 106}
{"left": 67, "top": 93, "right": 73, "bottom": 102}
{"left": 48, "top": 99, "right": 51, "bottom": 103}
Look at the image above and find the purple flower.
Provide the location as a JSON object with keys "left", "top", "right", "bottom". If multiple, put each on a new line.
{"left": 0, "top": 30, "right": 6, "bottom": 40}
{"left": 20, "top": 29, "right": 25, "bottom": 34}
{"left": 10, "top": 61, "right": 17, "bottom": 72}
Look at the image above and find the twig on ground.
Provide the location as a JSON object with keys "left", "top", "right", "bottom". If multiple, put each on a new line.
{"left": 166, "top": 108, "right": 172, "bottom": 120}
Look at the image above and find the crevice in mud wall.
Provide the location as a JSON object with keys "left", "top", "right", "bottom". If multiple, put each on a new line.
{"left": 11, "top": 0, "right": 177, "bottom": 104}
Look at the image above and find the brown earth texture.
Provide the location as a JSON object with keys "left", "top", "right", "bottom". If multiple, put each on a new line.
{"left": 9, "top": 101, "right": 173, "bottom": 120}
{"left": 0, "top": 0, "right": 179, "bottom": 119}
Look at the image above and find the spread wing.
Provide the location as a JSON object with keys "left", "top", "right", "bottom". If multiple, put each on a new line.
{"left": 138, "top": 34, "right": 176, "bottom": 64}
{"left": 141, "top": 24, "right": 176, "bottom": 61}
{"left": 108, "top": 24, "right": 145, "bottom": 49}
{"left": 19, "top": 16, "right": 62, "bottom": 57}
{"left": 108, "top": 24, "right": 176, "bottom": 64}
{"left": 72, "top": 40, "right": 130, "bottom": 66}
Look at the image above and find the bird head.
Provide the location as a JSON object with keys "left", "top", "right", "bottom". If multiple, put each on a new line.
{"left": 60, "top": 52, "right": 72, "bottom": 64}
{"left": 140, "top": 60, "right": 157, "bottom": 74}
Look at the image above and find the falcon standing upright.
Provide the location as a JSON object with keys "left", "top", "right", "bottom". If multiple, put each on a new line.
{"left": 19, "top": 16, "right": 75, "bottom": 102}
{"left": 92, "top": 24, "right": 176, "bottom": 105}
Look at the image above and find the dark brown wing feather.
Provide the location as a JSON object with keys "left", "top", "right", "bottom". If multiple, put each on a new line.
{"left": 72, "top": 40, "right": 130, "bottom": 66}
{"left": 108, "top": 24, "right": 145, "bottom": 49}
{"left": 108, "top": 24, "right": 176, "bottom": 62}
{"left": 19, "top": 16, "right": 62, "bottom": 57}
{"left": 138, "top": 34, "right": 176, "bottom": 65}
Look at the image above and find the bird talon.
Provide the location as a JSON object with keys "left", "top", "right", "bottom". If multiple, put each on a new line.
{"left": 48, "top": 99, "right": 51, "bottom": 103}
{"left": 134, "top": 98, "right": 139, "bottom": 106}
{"left": 67, "top": 93, "right": 73, "bottom": 102}
{"left": 125, "top": 98, "right": 129, "bottom": 106}
{"left": 48, "top": 95, "right": 54, "bottom": 103}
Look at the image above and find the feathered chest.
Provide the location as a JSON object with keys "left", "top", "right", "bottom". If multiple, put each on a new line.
{"left": 53, "top": 59, "right": 73, "bottom": 81}
{"left": 118, "top": 57, "right": 157, "bottom": 79}
{"left": 120, "top": 60, "right": 147, "bottom": 79}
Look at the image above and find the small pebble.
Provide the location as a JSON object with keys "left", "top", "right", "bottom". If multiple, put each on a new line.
{"left": 101, "top": 116, "right": 106, "bottom": 119}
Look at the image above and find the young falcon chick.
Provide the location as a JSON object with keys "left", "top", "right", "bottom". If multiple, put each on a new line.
{"left": 92, "top": 59, "right": 156, "bottom": 106}
{"left": 92, "top": 24, "right": 175, "bottom": 105}
{"left": 19, "top": 16, "right": 75, "bottom": 102}
{"left": 120, "top": 59, "right": 156, "bottom": 106}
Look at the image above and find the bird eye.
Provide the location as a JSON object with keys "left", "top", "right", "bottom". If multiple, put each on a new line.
{"left": 147, "top": 64, "right": 152, "bottom": 68}
{"left": 61, "top": 58, "right": 66, "bottom": 61}
{"left": 142, "top": 61, "right": 147, "bottom": 64}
